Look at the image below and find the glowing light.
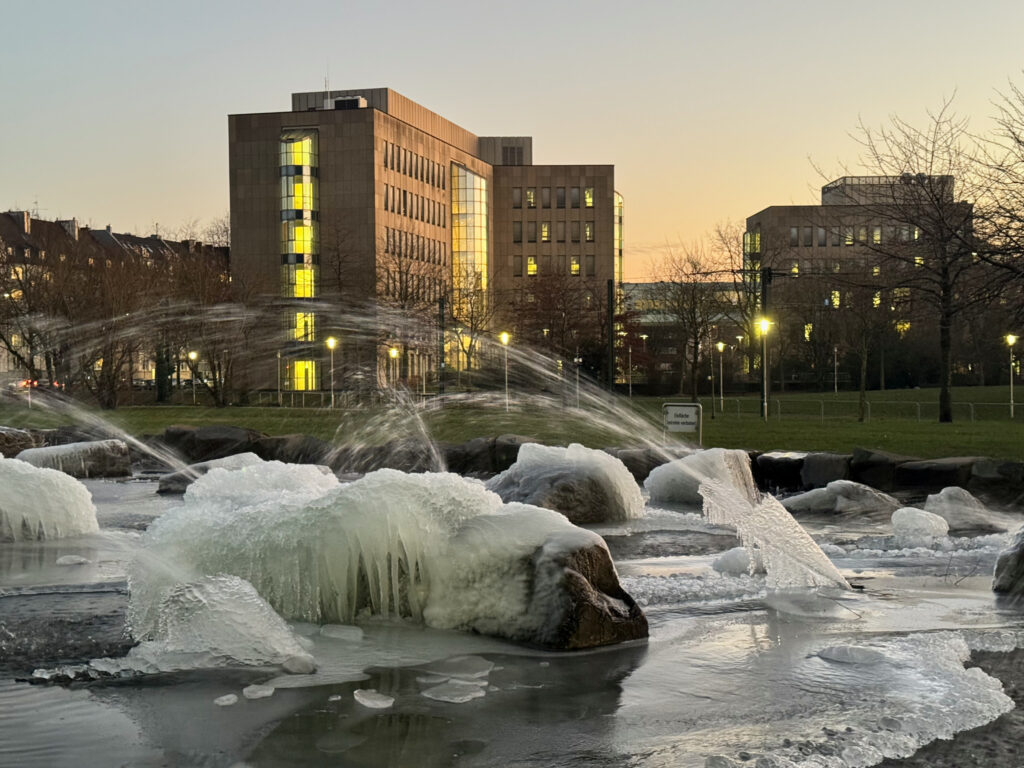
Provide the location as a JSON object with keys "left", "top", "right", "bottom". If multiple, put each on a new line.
{"left": 1008, "top": 334, "right": 1019, "bottom": 347}
{"left": 326, "top": 337, "right": 337, "bottom": 350}
{"left": 389, "top": 347, "right": 399, "bottom": 359}
{"left": 500, "top": 332, "right": 510, "bottom": 346}
{"left": 758, "top": 318, "right": 771, "bottom": 335}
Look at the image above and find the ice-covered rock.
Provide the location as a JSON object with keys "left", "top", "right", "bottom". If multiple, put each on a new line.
{"left": 354, "top": 689, "right": 394, "bottom": 708}
{"left": 645, "top": 448, "right": 755, "bottom": 506}
{"left": 242, "top": 683, "right": 276, "bottom": 700}
{"left": 157, "top": 452, "right": 268, "bottom": 494}
{"left": 924, "top": 486, "right": 1003, "bottom": 533}
{"left": 214, "top": 694, "right": 238, "bottom": 706}
{"left": 16, "top": 439, "right": 131, "bottom": 478}
{"left": 712, "top": 547, "right": 765, "bottom": 576}
{"left": 132, "top": 461, "right": 647, "bottom": 650}
{"left": 0, "top": 426, "right": 40, "bottom": 458}
{"left": 993, "top": 524, "right": 1024, "bottom": 596}
{"left": 782, "top": 480, "right": 899, "bottom": 516}
{"left": 486, "top": 443, "right": 643, "bottom": 523}
{"left": 892, "top": 507, "right": 949, "bottom": 546}
{"left": 0, "top": 456, "right": 99, "bottom": 541}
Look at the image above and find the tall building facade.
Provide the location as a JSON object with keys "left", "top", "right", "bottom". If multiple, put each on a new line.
{"left": 229, "top": 88, "right": 622, "bottom": 391}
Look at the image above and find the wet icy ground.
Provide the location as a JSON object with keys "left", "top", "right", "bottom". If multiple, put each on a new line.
{"left": 2, "top": 480, "right": 1024, "bottom": 767}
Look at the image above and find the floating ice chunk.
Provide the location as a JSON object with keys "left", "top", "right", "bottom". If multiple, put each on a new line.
{"left": 320, "top": 624, "right": 364, "bottom": 642}
{"left": 214, "top": 694, "right": 238, "bottom": 706}
{"left": 56, "top": 555, "right": 90, "bottom": 566}
{"left": 892, "top": 507, "right": 949, "bottom": 547}
{"left": 281, "top": 655, "right": 316, "bottom": 674}
{"left": 0, "top": 456, "right": 99, "bottom": 541}
{"left": 645, "top": 448, "right": 757, "bottom": 507}
{"left": 486, "top": 443, "right": 643, "bottom": 523}
{"left": 924, "top": 487, "right": 1001, "bottom": 532}
{"left": 418, "top": 655, "right": 493, "bottom": 680}
{"left": 817, "top": 644, "right": 888, "bottom": 665}
{"left": 242, "top": 684, "right": 275, "bottom": 700}
{"left": 699, "top": 451, "right": 849, "bottom": 591}
{"left": 782, "top": 480, "right": 899, "bottom": 516}
{"left": 353, "top": 689, "right": 394, "bottom": 709}
{"left": 712, "top": 547, "right": 765, "bottom": 576}
{"left": 327, "top": 694, "right": 342, "bottom": 702}
{"left": 421, "top": 680, "right": 487, "bottom": 703}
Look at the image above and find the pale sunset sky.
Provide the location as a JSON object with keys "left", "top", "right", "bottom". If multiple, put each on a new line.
{"left": 3, "top": 0, "right": 1024, "bottom": 280}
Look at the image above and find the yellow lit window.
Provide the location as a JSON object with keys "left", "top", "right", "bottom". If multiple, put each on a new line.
{"left": 831, "top": 290, "right": 841, "bottom": 308}
{"left": 895, "top": 321, "right": 911, "bottom": 337}
{"left": 525, "top": 188, "right": 536, "bottom": 208}
{"left": 873, "top": 291, "right": 881, "bottom": 308}
{"left": 527, "top": 256, "right": 537, "bottom": 276}
{"left": 914, "top": 255, "right": 924, "bottom": 267}
{"left": 790, "top": 261, "right": 799, "bottom": 276}
{"left": 872, "top": 265, "right": 880, "bottom": 277}
{"left": 872, "top": 226, "right": 882, "bottom": 244}
{"left": 293, "top": 312, "right": 315, "bottom": 341}
{"left": 803, "top": 323, "right": 813, "bottom": 341}
{"left": 570, "top": 256, "right": 580, "bottom": 276}
{"left": 291, "top": 360, "right": 317, "bottom": 391}
{"left": 540, "top": 222, "right": 550, "bottom": 242}
{"left": 584, "top": 187, "right": 595, "bottom": 207}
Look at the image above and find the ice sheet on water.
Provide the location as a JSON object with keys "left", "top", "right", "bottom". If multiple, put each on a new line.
{"left": 891, "top": 507, "right": 949, "bottom": 547}
{"left": 645, "top": 448, "right": 758, "bottom": 507}
{"left": 816, "top": 644, "right": 888, "bottom": 665}
{"left": 621, "top": 571, "right": 766, "bottom": 608}
{"left": 486, "top": 442, "right": 644, "bottom": 521}
{"left": 420, "top": 680, "right": 487, "bottom": 703}
{"left": 0, "top": 456, "right": 99, "bottom": 541}
{"left": 132, "top": 461, "right": 603, "bottom": 646}
{"left": 699, "top": 451, "right": 849, "bottom": 591}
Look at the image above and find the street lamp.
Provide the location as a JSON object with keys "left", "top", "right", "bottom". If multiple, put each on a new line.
{"left": 388, "top": 346, "right": 399, "bottom": 388}
{"left": 758, "top": 319, "right": 771, "bottom": 422}
{"left": 326, "top": 337, "right": 337, "bottom": 408}
{"left": 500, "top": 331, "right": 510, "bottom": 412}
{"left": 574, "top": 353, "right": 583, "bottom": 408}
{"left": 188, "top": 351, "right": 198, "bottom": 405}
{"left": 1008, "top": 334, "right": 1018, "bottom": 419}
{"left": 833, "top": 345, "right": 839, "bottom": 396}
{"left": 716, "top": 341, "right": 725, "bottom": 412}
{"left": 276, "top": 350, "right": 282, "bottom": 407}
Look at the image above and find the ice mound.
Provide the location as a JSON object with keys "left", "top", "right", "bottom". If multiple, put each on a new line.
{"left": 486, "top": 442, "right": 643, "bottom": 523}
{"left": 891, "top": 507, "right": 949, "bottom": 547}
{"left": 993, "top": 524, "right": 1024, "bottom": 595}
{"left": 712, "top": 547, "right": 765, "bottom": 576}
{"left": 0, "top": 455, "right": 99, "bottom": 541}
{"left": 131, "top": 461, "right": 644, "bottom": 648}
{"left": 782, "top": 480, "right": 899, "bottom": 516}
{"left": 699, "top": 452, "right": 849, "bottom": 591}
{"left": 92, "top": 574, "right": 314, "bottom": 675}
{"left": 16, "top": 438, "right": 131, "bottom": 478}
{"left": 644, "top": 448, "right": 756, "bottom": 506}
{"left": 924, "top": 486, "right": 1002, "bottom": 532}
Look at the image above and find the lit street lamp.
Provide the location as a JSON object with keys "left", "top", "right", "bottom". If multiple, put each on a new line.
{"left": 1008, "top": 334, "right": 1018, "bottom": 419}
{"left": 574, "top": 353, "right": 583, "bottom": 408}
{"left": 389, "top": 346, "right": 399, "bottom": 388}
{"left": 758, "top": 319, "right": 771, "bottom": 422}
{"left": 833, "top": 345, "right": 839, "bottom": 396}
{"left": 326, "top": 337, "right": 337, "bottom": 408}
{"left": 188, "top": 350, "right": 198, "bottom": 405}
{"left": 716, "top": 341, "right": 725, "bottom": 412}
{"left": 500, "top": 332, "right": 510, "bottom": 412}
{"left": 276, "top": 350, "right": 282, "bottom": 406}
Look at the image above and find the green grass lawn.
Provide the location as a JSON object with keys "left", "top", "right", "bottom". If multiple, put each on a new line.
{"left": 0, "top": 386, "right": 1021, "bottom": 461}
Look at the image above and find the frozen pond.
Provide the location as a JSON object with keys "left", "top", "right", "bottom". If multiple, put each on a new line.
{"left": 1, "top": 477, "right": 1023, "bottom": 767}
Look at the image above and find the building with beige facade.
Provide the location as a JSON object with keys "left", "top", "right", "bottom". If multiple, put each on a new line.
{"left": 228, "top": 87, "right": 622, "bottom": 392}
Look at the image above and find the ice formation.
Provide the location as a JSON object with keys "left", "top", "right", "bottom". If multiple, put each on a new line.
{"left": 699, "top": 452, "right": 849, "bottom": 591}
{"left": 644, "top": 448, "right": 757, "bottom": 506}
{"left": 924, "top": 486, "right": 1000, "bottom": 531}
{"left": 354, "top": 689, "right": 394, "bottom": 708}
{"left": 891, "top": 507, "right": 949, "bottom": 547}
{"left": 782, "top": 480, "right": 899, "bottom": 516}
{"left": 131, "top": 461, "right": 611, "bottom": 646}
{"left": 16, "top": 438, "right": 130, "bottom": 477}
{"left": 0, "top": 455, "right": 99, "bottom": 541}
{"left": 486, "top": 442, "right": 643, "bottom": 522}
{"left": 712, "top": 547, "right": 765, "bottom": 576}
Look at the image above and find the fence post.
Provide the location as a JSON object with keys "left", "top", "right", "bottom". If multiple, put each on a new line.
{"left": 775, "top": 400, "right": 782, "bottom": 420}
{"left": 865, "top": 401, "right": 871, "bottom": 423}
{"left": 915, "top": 402, "right": 921, "bottom": 421}
{"left": 968, "top": 403, "right": 975, "bottom": 422}
{"left": 819, "top": 400, "right": 824, "bottom": 423}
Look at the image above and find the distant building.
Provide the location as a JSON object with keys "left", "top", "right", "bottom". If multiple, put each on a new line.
{"left": 228, "top": 88, "right": 622, "bottom": 391}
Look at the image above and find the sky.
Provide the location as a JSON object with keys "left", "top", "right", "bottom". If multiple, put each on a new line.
{"left": 3, "top": 0, "right": 1024, "bottom": 281}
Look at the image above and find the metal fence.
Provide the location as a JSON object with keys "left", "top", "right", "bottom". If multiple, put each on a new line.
{"left": 710, "top": 398, "right": 1019, "bottom": 422}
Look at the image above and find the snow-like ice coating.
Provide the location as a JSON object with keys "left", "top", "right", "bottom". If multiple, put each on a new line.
{"left": 486, "top": 442, "right": 643, "bottom": 521}
{"left": 711, "top": 546, "right": 765, "bottom": 576}
{"left": 892, "top": 507, "right": 950, "bottom": 546}
{"left": 924, "top": 486, "right": 999, "bottom": 531}
{"left": 782, "top": 480, "right": 899, "bottom": 516}
{"left": 644, "top": 448, "right": 757, "bottom": 506}
{"left": 16, "top": 438, "right": 130, "bottom": 477}
{"left": 131, "top": 460, "right": 605, "bottom": 646}
{"left": 699, "top": 452, "right": 849, "bottom": 591}
{"left": 0, "top": 455, "right": 99, "bottom": 541}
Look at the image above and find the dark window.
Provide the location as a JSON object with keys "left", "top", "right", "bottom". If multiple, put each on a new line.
{"left": 571, "top": 187, "right": 580, "bottom": 208}
{"left": 789, "top": 227, "right": 799, "bottom": 247}
{"left": 513, "top": 255, "right": 523, "bottom": 277}
{"left": 585, "top": 254, "right": 596, "bottom": 276}
{"left": 513, "top": 221, "right": 522, "bottom": 243}
{"left": 541, "top": 187, "right": 551, "bottom": 208}
{"left": 512, "top": 188, "right": 522, "bottom": 208}
{"left": 556, "top": 221, "right": 566, "bottom": 242}
{"left": 556, "top": 187, "right": 566, "bottom": 208}
{"left": 527, "top": 221, "right": 537, "bottom": 243}
{"left": 802, "top": 226, "right": 812, "bottom": 247}
{"left": 571, "top": 221, "right": 581, "bottom": 243}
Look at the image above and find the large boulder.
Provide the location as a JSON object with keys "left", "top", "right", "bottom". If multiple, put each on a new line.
{"left": 782, "top": 480, "right": 899, "bottom": 517}
{"left": 442, "top": 434, "right": 537, "bottom": 478}
{"left": 850, "top": 448, "right": 919, "bottom": 491}
{"left": 924, "top": 486, "right": 1005, "bottom": 533}
{"left": 894, "top": 457, "right": 983, "bottom": 492}
{"left": 158, "top": 425, "right": 267, "bottom": 464}
{"left": 254, "top": 434, "right": 334, "bottom": 465}
{"left": 486, "top": 443, "right": 643, "bottom": 524}
{"left": 0, "top": 427, "right": 41, "bottom": 458}
{"left": 755, "top": 451, "right": 806, "bottom": 491}
{"left": 994, "top": 525, "right": 1024, "bottom": 596}
{"left": 157, "top": 453, "right": 268, "bottom": 494}
{"left": 800, "top": 452, "right": 852, "bottom": 489}
{"left": 602, "top": 446, "right": 684, "bottom": 484}
{"left": 16, "top": 439, "right": 131, "bottom": 478}
{"left": 969, "top": 459, "right": 1024, "bottom": 504}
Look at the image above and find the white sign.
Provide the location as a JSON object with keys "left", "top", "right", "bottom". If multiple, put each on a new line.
{"left": 663, "top": 402, "right": 703, "bottom": 444}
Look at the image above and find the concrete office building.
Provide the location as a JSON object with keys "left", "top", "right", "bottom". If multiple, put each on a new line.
{"left": 228, "top": 87, "right": 622, "bottom": 392}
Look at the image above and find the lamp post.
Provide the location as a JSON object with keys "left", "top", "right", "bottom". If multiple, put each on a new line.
{"left": 628, "top": 344, "right": 633, "bottom": 398}
{"left": 388, "top": 347, "right": 399, "bottom": 388}
{"left": 1008, "top": 334, "right": 1018, "bottom": 419}
{"left": 574, "top": 353, "right": 583, "bottom": 408}
{"left": 833, "top": 345, "right": 839, "bottom": 396}
{"left": 758, "top": 319, "right": 770, "bottom": 422}
{"left": 716, "top": 341, "right": 725, "bottom": 412}
{"left": 276, "top": 350, "right": 282, "bottom": 407}
{"left": 500, "top": 332, "right": 510, "bottom": 412}
{"left": 188, "top": 351, "right": 198, "bottom": 405}
{"left": 326, "top": 337, "right": 337, "bottom": 408}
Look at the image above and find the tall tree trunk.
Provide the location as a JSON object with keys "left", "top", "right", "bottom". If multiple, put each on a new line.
{"left": 858, "top": 338, "right": 869, "bottom": 423}
{"left": 939, "top": 276, "right": 954, "bottom": 423}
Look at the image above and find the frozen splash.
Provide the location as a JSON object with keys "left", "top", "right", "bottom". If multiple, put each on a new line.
{"left": 699, "top": 452, "right": 849, "bottom": 591}
{"left": 0, "top": 456, "right": 99, "bottom": 541}
{"left": 645, "top": 448, "right": 757, "bottom": 507}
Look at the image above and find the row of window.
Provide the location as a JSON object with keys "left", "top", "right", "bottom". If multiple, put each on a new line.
{"left": 383, "top": 142, "right": 446, "bottom": 190}
{"left": 511, "top": 186, "right": 595, "bottom": 210}
{"left": 384, "top": 227, "right": 448, "bottom": 266}
{"left": 788, "top": 224, "right": 922, "bottom": 248}
{"left": 819, "top": 286, "right": 911, "bottom": 310}
{"left": 512, "top": 254, "right": 596, "bottom": 278}
{"left": 383, "top": 184, "right": 447, "bottom": 228}
{"left": 512, "top": 220, "right": 595, "bottom": 244}
{"left": 803, "top": 318, "right": 912, "bottom": 340}
{"left": 781, "top": 256, "right": 926, "bottom": 277}
{"left": 380, "top": 272, "right": 446, "bottom": 304}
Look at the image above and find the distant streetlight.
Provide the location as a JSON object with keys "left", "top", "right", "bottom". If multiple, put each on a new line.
{"left": 326, "top": 337, "right": 337, "bottom": 408}
{"left": 1008, "top": 334, "right": 1018, "bottom": 419}
{"left": 639, "top": 333, "right": 648, "bottom": 352}
{"left": 188, "top": 350, "right": 198, "bottom": 405}
{"left": 500, "top": 332, "right": 510, "bottom": 412}
{"left": 389, "top": 346, "right": 399, "bottom": 388}
{"left": 574, "top": 353, "right": 583, "bottom": 408}
{"left": 833, "top": 345, "right": 839, "bottom": 396}
{"left": 758, "top": 319, "right": 771, "bottom": 422}
{"left": 716, "top": 340, "right": 725, "bottom": 412}
{"left": 276, "top": 350, "right": 282, "bottom": 407}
